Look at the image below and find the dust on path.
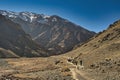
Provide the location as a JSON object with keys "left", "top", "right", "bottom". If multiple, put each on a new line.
{"left": 70, "top": 68, "right": 86, "bottom": 80}
{"left": 70, "top": 68, "right": 95, "bottom": 80}
{"left": 66, "top": 57, "right": 94, "bottom": 80}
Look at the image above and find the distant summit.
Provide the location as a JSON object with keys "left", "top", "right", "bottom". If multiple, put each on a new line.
{"left": 0, "top": 10, "right": 96, "bottom": 55}
{"left": 0, "top": 10, "right": 51, "bottom": 23}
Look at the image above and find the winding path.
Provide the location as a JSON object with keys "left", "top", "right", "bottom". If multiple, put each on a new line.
{"left": 70, "top": 68, "right": 87, "bottom": 80}
{"left": 66, "top": 58, "right": 94, "bottom": 80}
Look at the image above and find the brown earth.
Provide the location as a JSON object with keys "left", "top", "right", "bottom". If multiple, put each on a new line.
{"left": 64, "top": 20, "right": 120, "bottom": 80}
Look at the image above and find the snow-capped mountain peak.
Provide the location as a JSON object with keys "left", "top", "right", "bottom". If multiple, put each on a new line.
{"left": 0, "top": 10, "right": 51, "bottom": 23}
{"left": 0, "top": 10, "right": 18, "bottom": 18}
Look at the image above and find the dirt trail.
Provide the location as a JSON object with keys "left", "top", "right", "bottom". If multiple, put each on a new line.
{"left": 70, "top": 68, "right": 86, "bottom": 80}
{"left": 66, "top": 58, "right": 94, "bottom": 80}
{"left": 70, "top": 68, "right": 94, "bottom": 80}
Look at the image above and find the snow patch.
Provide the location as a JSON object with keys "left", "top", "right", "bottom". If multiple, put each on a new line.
{"left": 20, "top": 12, "right": 38, "bottom": 22}
{"left": 2, "top": 12, "right": 7, "bottom": 16}
{"left": 30, "top": 15, "right": 37, "bottom": 22}
{"left": 8, "top": 15, "right": 17, "bottom": 18}
{"left": 52, "top": 17, "right": 57, "bottom": 22}
{"left": 43, "top": 15, "right": 50, "bottom": 18}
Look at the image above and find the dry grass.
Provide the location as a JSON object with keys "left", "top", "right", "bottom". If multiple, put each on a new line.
{"left": 0, "top": 56, "right": 74, "bottom": 80}
{"left": 1, "top": 21, "right": 120, "bottom": 80}
{"left": 63, "top": 20, "right": 120, "bottom": 80}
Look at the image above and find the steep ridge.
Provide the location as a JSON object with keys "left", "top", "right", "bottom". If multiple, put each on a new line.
{"left": 0, "top": 14, "right": 47, "bottom": 58}
{"left": 67, "top": 20, "right": 120, "bottom": 66}
{"left": 64, "top": 20, "right": 120, "bottom": 80}
{"left": 0, "top": 10, "right": 96, "bottom": 55}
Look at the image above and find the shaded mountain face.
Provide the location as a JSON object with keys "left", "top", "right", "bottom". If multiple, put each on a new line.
{"left": 68, "top": 20, "right": 120, "bottom": 68}
{"left": 0, "top": 10, "right": 95, "bottom": 54}
{"left": 0, "top": 14, "right": 47, "bottom": 58}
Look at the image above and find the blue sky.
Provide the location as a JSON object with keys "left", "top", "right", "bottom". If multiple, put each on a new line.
{"left": 0, "top": 0, "right": 120, "bottom": 32}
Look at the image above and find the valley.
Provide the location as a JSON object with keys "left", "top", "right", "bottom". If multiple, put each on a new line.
{"left": 0, "top": 56, "right": 73, "bottom": 80}
{"left": 0, "top": 55, "right": 95, "bottom": 80}
{"left": 0, "top": 10, "right": 119, "bottom": 80}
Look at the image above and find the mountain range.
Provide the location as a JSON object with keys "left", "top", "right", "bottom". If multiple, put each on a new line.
{"left": 0, "top": 10, "right": 95, "bottom": 56}
{"left": 0, "top": 10, "right": 120, "bottom": 80}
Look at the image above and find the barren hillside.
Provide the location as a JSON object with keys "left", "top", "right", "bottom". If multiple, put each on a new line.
{"left": 65, "top": 20, "right": 120, "bottom": 80}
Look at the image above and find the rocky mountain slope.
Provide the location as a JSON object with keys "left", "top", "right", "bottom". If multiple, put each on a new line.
{"left": 0, "top": 10, "right": 95, "bottom": 55}
{"left": 0, "top": 14, "right": 47, "bottom": 58}
{"left": 66, "top": 20, "right": 120, "bottom": 80}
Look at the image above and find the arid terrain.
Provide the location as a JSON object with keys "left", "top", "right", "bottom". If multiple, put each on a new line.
{"left": 0, "top": 55, "right": 98, "bottom": 80}
{"left": 0, "top": 55, "right": 77, "bottom": 80}
{"left": 0, "top": 20, "right": 120, "bottom": 80}
{"left": 64, "top": 20, "right": 120, "bottom": 80}
{"left": 0, "top": 0, "right": 120, "bottom": 80}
